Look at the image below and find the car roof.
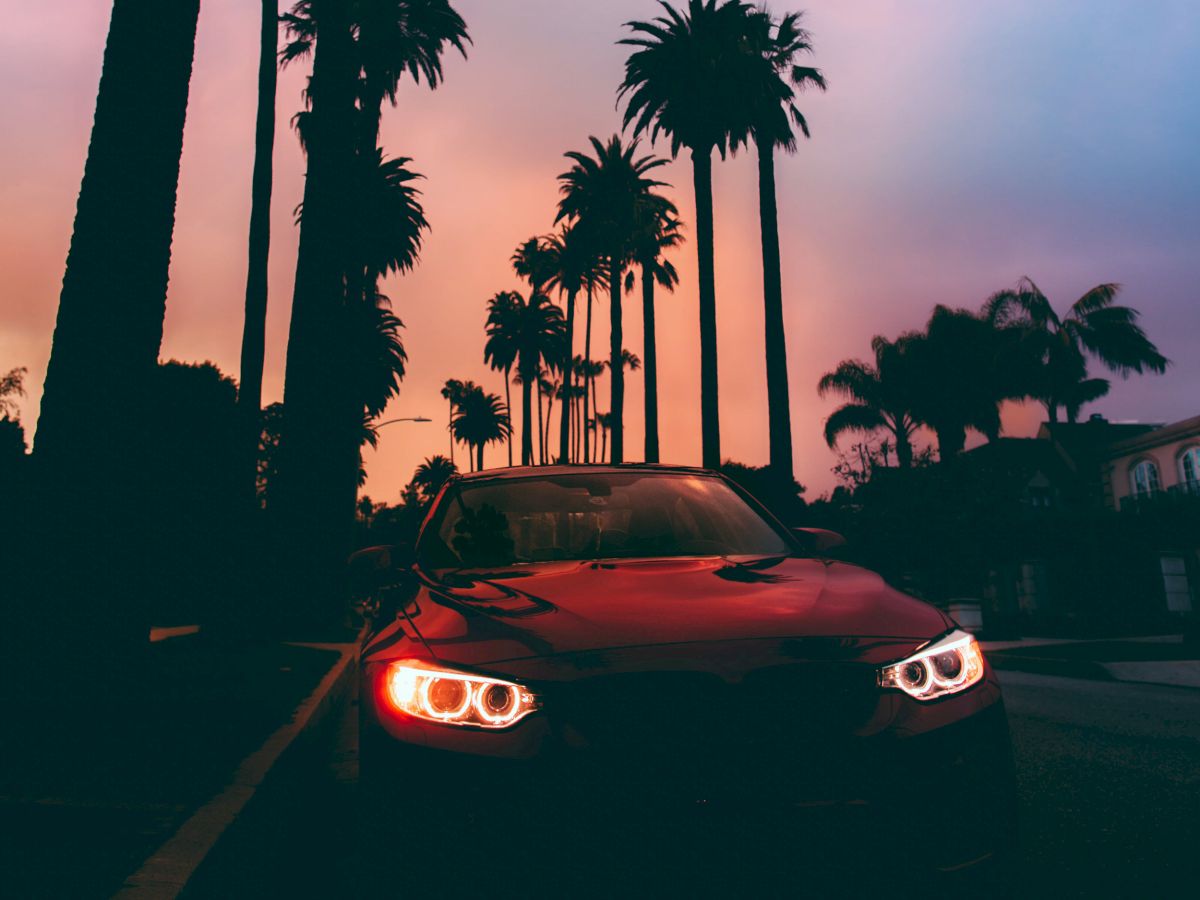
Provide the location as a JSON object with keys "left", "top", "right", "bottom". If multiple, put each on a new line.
{"left": 450, "top": 463, "right": 717, "bottom": 484}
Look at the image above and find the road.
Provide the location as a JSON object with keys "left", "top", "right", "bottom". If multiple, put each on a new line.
{"left": 181, "top": 671, "right": 1200, "bottom": 898}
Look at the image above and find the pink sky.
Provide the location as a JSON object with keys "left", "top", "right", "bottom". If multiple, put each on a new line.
{"left": 2, "top": 0, "right": 1197, "bottom": 499}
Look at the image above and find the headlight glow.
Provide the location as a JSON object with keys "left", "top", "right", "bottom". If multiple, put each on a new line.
{"left": 879, "top": 630, "right": 985, "bottom": 700}
{"left": 385, "top": 660, "right": 538, "bottom": 729}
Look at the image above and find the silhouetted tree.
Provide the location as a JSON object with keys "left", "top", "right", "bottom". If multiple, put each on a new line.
{"left": 238, "top": 0, "right": 279, "bottom": 507}
{"left": 483, "top": 292, "right": 521, "bottom": 465}
{"left": 629, "top": 213, "right": 681, "bottom": 462}
{"left": 452, "top": 385, "right": 511, "bottom": 471}
{"left": 543, "top": 225, "right": 593, "bottom": 463}
{"left": 440, "top": 378, "right": 472, "bottom": 465}
{"left": 486, "top": 292, "right": 566, "bottom": 465}
{"left": 904, "top": 306, "right": 1034, "bottom": 462}
{"left": 739, "top": 7, "right": 826, "bottom": 478}
{"left": 621, "top": 0, "right": 759, "bottom": 468}
{"left": 983, "top": 277, "right": 1169, "bottom": 423}
{"left": 33, "top": 0, "right": 201, "bottom": 654}
{"left": 412, "top": 454, "right": 457, "bottom": 503}
{"left": 819, "top": 336, "right": 921, "bottom": 469}
{"left": 557, "top": 135, "right": 672, "bottom": 463}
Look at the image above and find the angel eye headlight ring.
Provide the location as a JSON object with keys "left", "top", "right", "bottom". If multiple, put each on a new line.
{"left": 879, "top": 630, "right": 985, "bottom": 701}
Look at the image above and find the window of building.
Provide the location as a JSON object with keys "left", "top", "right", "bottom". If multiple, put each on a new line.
{"left": 1179, "top": 446, "right": 1200, "bottom": 491}
{"left": 1129, "top": 458, "right": 1160, "bottom": 498}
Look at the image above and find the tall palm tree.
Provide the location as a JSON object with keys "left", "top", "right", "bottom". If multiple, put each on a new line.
{"left": 544, "top": 225, "right": 585, "bottom": 463}
{"left": 818, "top": 336, "right": 921, "bottom": 469}
{"left": 413, "top": 454, "right": 457, "bottom": 502}
{"left": 512, "top": 236, "right": 558, "bottom": 299}
{"left": 556, "top": 135, "right": 673, "bottom": 464}
{"left": 33, "top": 0, "right": 202, "bottom": 653}
{"left": 485, "top": 292, "right": 566, "bottom": 465}
{"left": 483, "top": 291, "right": 522, "bottom": 465}
{"left": 620, "top": 0, "right": 758, "bottom": 468}
{"left": 238, "top": 0, "right": 279, "bottom": 506}
{"left": 574, "top": 356, "right": 607, "bottom": 462}
{"left": 983, "top": 277, "right": 1169, "bottom": 423}
{"left": 439, "top": 378, "right": 470, "bottom": 464}
{"left": 739, "top": 7, "right": 826, "bottom": 478}
{"left": 629, "top": 213, "right": 682, "bottom": 462}
{"left": 355, "top": 0, "right": 470, "bottom": 148}
{"left": 452, "top": 385, "right": 511, "bottom": 471}
{"left": 539, "top": 371, "right": 560, "bottom": 461}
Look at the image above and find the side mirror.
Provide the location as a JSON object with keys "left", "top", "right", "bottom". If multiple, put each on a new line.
{"left": 792, "top": 527, "right": 847, "bottom": 555}
{"left": 348, "top": 543, "right": 415, "bottom": 603}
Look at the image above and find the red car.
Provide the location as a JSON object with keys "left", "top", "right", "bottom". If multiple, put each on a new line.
{"left": 356, "top": 465, "right": 1016, "bottom": 890}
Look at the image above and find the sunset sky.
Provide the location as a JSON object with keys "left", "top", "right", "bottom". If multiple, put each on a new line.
{"left": 2, "top": 0, "right": 1198, "bottom": 500}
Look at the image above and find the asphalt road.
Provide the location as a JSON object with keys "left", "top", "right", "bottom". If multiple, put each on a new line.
{"left": 181, "top": 671, "right": 1200, "bottom": 899}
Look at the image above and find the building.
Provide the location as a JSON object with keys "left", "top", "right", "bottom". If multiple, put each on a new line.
{"left": 1101, "top": 415, "right": 1200, "bottom": 615}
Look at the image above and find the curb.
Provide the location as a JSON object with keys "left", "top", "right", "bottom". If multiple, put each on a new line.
{"left": 112, "top": 632, "right": 363, "bottom": 900}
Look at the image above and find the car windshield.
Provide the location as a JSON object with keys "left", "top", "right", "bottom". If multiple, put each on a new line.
{"left": 419, "top": 472, "right": 794, "bottom": 569}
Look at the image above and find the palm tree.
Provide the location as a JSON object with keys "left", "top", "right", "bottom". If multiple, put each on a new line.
{"left": 355, "top": 0, "right": 470, "bottom": 148}
{"left": 904, "top": 306, "right": 1033, "bottom": 462}
{"left": 620, "top": 0, "right": 759, "bottom": 468}
{"left": 574, "top": 356, "right": 607, "bottom": 462}
{"left": 983, "top": 277, "right": 1169, "bottom": 423}
{"left": 629, "top": 213, "right": 682, "bottom": 462}
{"left": 413, "top": 454, "right": 457, "bottom": 502}
{"left": 511, "top": 236, "right": 558, "bottom": 299}
{"left": 543, "top": 228, "right": 577, "bottom": 463}
{"left": 818, "top": 336, "right": 921, "bottom": 469}
{"left": 483, "top": 291, "right": 521, "bottom": 465}
{"left": 440, "top": 378, "right": 470, "bottom": 463}
{"left": 452, "top": 385, "right": 511, "bottom": 471}
{"left": 739, "top": 7, "right": 826, "bottom": 478}
{"left": 596, "top": 412, "right": 614, "bottom": 463}
{"left": 485, "top": 292, "right": 566, "bottom": 465}
{"left": 237, "top": 0, "right": 279, "bottom": 506}
{"left": 556, "top": 135, "right": 673, "bottom": 464}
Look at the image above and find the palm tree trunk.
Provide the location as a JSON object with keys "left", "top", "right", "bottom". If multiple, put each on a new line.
{"left": 559, "top": 289, "right": 576, "bottom": 463}
{"left": 504, "top": 365, "right": 513, "bottom": 466}
{"left": 755, "top": 134, "right": 793, "bottom": 478}
{"left": 641, "top": 262, "right": 660, "bottom": 463}
{"left": 33, "top": 0, "right": 201, "bottom": 656}
{"left": 691, "top": 145, "right": 720, "bottom": 469}
{"left": 521, "top": 367, "right": 534, "bottom": 466}
{"left": 274, "top": 0, "right": 359, "bottom": 624}
{"left": 238, "top": 0, "right": 277, "bottom": 509}
{"left": 937, "top": 427, "right": 966, "bottom": 464}
{"left": 609, "top": 256, "right": 624, "bottom": 464}
{"left": 536, "top": 379, "right": 545, "bottom": 465}
{"left": 583, "top": 283, "right": 594, "bottom": 463}
{"left": 447, "top": 397, "right": 454, "bottom": 464}
{"left": 477, "top": 441, "right": 484, "bottom": 472}
{"left": 895, "top": 429, "right": 914, "bottom": 469}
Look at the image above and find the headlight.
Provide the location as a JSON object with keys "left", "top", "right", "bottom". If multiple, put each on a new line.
{"left": 383, "top": 660, "right": 539, "bottom": 729}
{"left": 879, "top": 630, "right": 985, "bottom": 701}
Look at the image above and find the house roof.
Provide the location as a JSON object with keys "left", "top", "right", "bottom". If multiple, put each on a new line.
{"left": 1102, "top": 414, "right": 1200, "bottom": 458}
{"left": 1037, "top": 419, "right": 1161, "bottom": 472}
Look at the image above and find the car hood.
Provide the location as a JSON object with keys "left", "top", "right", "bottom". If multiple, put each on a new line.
{"left": 384, "top": 556, "right": 951, "bottom": 668}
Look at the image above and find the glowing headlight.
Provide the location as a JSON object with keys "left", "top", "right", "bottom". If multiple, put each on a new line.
{"left": 384, "top": 660, "right": 539, "bottom": 729}
{"left": 879, "top": 630, "right": 985, "bottom": 701}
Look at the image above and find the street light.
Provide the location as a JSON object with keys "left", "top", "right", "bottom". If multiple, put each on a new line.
{"left": 375, "top": 416, "right": 432, "bottom": 428}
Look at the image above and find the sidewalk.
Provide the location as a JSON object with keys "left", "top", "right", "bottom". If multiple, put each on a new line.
{"left": 982, "top": 634, "right": 1200, "bottom": 688}
{"left": 1, "top": 632, "right": 353, "bottom": 899}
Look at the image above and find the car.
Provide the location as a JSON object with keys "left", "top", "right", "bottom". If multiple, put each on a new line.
{"left": 354, "top": 465, "right": 1016, "bottom": 893}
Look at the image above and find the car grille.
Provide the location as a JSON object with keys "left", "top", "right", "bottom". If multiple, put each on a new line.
{"left": 536, "top": 664, "right": 883, "bottom": 802}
